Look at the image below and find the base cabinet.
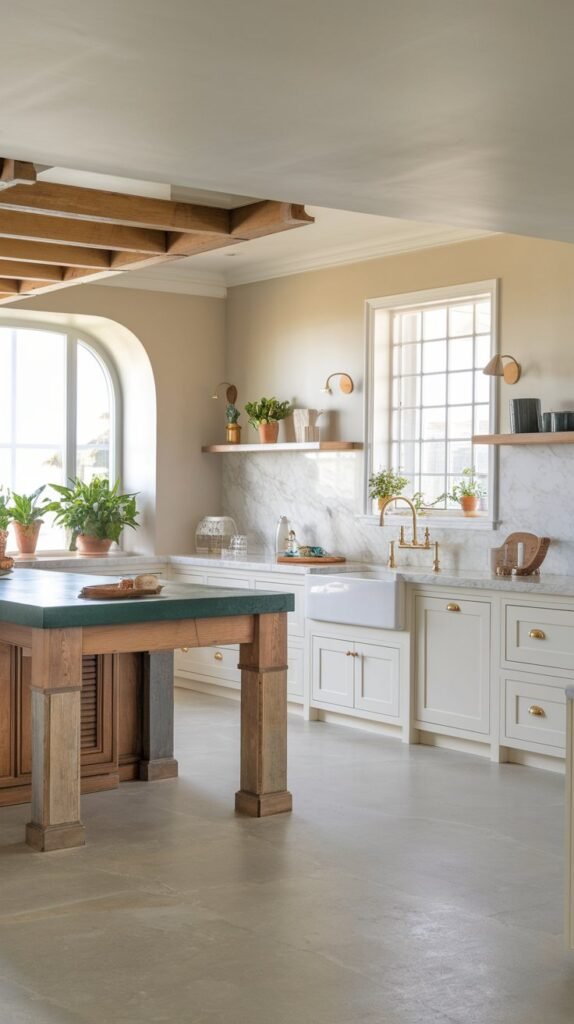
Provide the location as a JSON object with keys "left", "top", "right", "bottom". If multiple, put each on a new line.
{"left": 310, "top": 626, "right": 404, "bottom": 723}
{"left": 414, "top": 594, "right": 491, "bottom": 736}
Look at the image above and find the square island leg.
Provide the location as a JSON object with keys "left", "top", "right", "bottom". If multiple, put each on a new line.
{"left": 235, "top": 611, "right": 293, "bottom": 817}
{"left": 26, "top": 628, "right": 86, "bottom": 852}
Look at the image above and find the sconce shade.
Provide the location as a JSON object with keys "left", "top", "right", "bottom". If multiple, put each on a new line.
{"left": 320, "top": 372, "right": 354, "bottom": 395}
{"left": 211, "top": 381, "right": 238, "bottom": 403}
{"left": 482, "top": 354, "right": 521, "bottom": 385}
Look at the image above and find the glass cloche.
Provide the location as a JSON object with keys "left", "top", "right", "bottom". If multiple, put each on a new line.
{"left": 195, "top": 515, "right": 238, "bottom": 554}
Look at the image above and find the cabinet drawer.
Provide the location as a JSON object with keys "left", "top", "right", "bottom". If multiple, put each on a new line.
{"left": 505, "top": 605, "right": 574, "bottom": 673}
{"left": 254, "top": 578, "right": 304, "bottom": 637}
{"left": 502, "top": 676, "right": 566, "bottom": 752}
{"left": 171, "top": 571, "right": 207, "bottom": 585}
{"left": 175, "top": 644, "right": 240, "bottom": 685}
{"left": 206, "top": 574, "right": 252, "bottom": 589}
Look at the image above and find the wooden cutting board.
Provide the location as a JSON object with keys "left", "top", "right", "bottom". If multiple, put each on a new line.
{"left": 276, "top": 555, "right": 346, "bottom": 565}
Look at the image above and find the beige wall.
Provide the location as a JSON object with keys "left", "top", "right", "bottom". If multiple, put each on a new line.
{"left": 226, "top": 233, "right": 574, "bottom": 437}
{"left": 12, "top": 285, "right": 226, "bottom": 554}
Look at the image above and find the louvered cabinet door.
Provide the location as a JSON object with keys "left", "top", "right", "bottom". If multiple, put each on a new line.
{"left": 80, "top": 654, "right": 115, "bottom": 771}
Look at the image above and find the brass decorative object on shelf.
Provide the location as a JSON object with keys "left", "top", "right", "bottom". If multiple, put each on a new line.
{"left": 493, "top": 531, "right": 551, "bottom": 576}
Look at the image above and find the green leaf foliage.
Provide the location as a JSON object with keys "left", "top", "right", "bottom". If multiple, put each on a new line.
{"left": 244, "top": 397, "right": 292, "bottom": 427}
{"left": 7, "top": 485, "right": 48, "bottom": 526}
{"left": 45, "top": 477, "right": 139, "bottom": 548}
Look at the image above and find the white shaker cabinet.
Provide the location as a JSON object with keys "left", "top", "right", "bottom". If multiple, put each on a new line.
{"left": 310, "top": 625, "right": 405, "bottom": 724}
{"left": 414, "top": 593, "right": 491, "bottom": 736}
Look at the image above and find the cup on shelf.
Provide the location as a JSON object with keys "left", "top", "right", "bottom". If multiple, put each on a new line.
{"left": 228, "top": 534, "right": 247, "bottom": 558}
{"left": 509, "top": 398, "right": 542, "bottom": 433}
{"left": 545, "top": 410, "right": 574, "bottom": 432}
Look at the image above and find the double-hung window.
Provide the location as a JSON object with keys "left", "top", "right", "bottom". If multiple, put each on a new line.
{"left": 366, "top": 280, "right": 498, "bottom": 520}
{"left": 0, "top": 322, "right": 120, "bottom": 550}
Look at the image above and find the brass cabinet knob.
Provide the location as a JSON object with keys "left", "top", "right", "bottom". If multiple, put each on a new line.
{"left": 180, "top": 647, "right": 189, "bottom": 653}
{"left": 528, "top": 705, "right": 546, "bottom": 717}
{"left": 346, "top": 650, "right": 353, "bottom": 657}
{"left": 529, "top": 629, "right": 546, "bottom": 640}
{"left": 353, "top": 651, "right": 360, "bottom": 657}
{"left": 446, "top": 603, "right": 460, "bottom": 612}
{"left": 214, "top": 651, "right": 224, "bottom": 661}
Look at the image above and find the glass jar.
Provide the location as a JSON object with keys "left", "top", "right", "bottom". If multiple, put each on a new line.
{"left": 195, "top": 516, "right": 238, "bottom": 554}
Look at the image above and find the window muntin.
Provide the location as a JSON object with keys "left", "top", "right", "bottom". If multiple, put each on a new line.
{"left": 367, "top": 282, "right": 497, "bottom": 519}
{"left": 0, "top": 325, "right": 119, "bottom": 550}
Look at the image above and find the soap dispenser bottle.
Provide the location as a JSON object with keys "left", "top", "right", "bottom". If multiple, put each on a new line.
{"left": 275, "top": 515, "right": 290, "bottom": 556}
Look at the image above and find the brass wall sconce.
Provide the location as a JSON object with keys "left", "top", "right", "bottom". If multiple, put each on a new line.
{"left": 482, "top": 354, "right": 521, "bottom": 385}
{"left": 320, "top": 372, "right": 354, "bottom": 395}
{"left": 210, "top": 381, "right": 238, "bottom": 403}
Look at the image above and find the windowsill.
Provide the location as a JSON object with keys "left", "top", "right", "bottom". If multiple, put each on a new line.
{"left": 356, "top": 513, "right": 500, "bottom": 532}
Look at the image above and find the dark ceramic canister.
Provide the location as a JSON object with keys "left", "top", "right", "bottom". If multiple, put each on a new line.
{"left": 541, "top": 412, "right": 552, "bottom": 432}
{"left": 549, "top": 411, "right": 571, "bottom": 432}
{"left": 509, "top": 398, "right": 542, "bottom": 433}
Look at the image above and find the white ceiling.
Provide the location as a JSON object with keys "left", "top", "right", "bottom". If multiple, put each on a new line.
{"left": 2, "top": 1, "right": 573, "bottom": 243}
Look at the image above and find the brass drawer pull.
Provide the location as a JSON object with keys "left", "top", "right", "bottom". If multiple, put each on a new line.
{"left": 446, "top": 603, "right": 460, "bottom": 612}
{"left": 346, "top": 650, "right": 353, "bottom": 657}
{"left": 214, "top": 651, "right": 224, "bottom": 661}
{"left": 528, "top": 705, "right": 546, "bottom": 717}
{"left": 180, "top": 646, "right": 189, "bottom": 653}
{"left": 529, "top": 629, "right": 546, "bottom": 640}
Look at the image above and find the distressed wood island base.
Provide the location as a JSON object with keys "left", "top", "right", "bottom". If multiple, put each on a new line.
{"left": 0, "top": 570, "right": 294, "bottom": 851}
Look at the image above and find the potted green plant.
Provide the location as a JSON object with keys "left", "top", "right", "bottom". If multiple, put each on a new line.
{"left": 368, "top": 468, "right": 408, "bottom": 510}
{"left": 0, "top": 486, "right": 10, "bottom": 558}
{"left": 225, "top": 401, "right": 241, "bottom": 444}
{"left": 244, "top": 397, "right": 292, "bottom": 444}
{"left": 445, "top": 467, "right": 486, "bottom": 516}
{"left": 46, "top": 477, "right": 139, "bottom": 554}
{"left": 7, "top": 486, "right": 49, "bottom": 555}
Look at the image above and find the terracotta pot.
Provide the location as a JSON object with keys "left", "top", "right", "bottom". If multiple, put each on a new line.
{"left": 258, "top": 421, "right": 279, "bottom": 444}
{"left": 459, "top": 495, "right": 479, "bottom": 517}
{"left": 0, "top": 529, "right": 8, "bottom": 559}
{"left": 76, "top": 535, "right": 113, "bottom": 555}
{"left": 226, "top": 423, "right": 242, "bottom": 444}
{"left": 13, "top": 520, "right": 42, "bottom": 555}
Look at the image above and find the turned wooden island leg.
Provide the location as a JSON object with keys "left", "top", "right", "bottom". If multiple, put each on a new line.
{"left": 235, "top": 612, "right": 292, "bottom": 817}
{"left": 26, "top": 628, "right": 86, "bottom": 852}
{"left": 139, "top": 651, "right": 179, "bottom": 781}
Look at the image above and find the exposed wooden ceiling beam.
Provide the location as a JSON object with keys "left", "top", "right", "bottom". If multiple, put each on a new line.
{"left": 0, "top": 238, "right": 111, "bottom": 269}
{"left": 0, "top": 159, "right": 36, "bottom": 191}
{"left": 0, "top": 210, "right": 166, "bottom": 253}
{"left": 0, "top": 261, "right": 63, "bottom": 282}
{"left": 0, "top": 182, "right": 230, "bottom": 234}
{"left": 231, "top": 202, "right": 314, "bottom": 239}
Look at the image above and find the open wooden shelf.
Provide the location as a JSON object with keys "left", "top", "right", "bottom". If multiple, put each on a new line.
{"left": 202, "top": 441, "right": 363, "bottom": 453}
{"left": 473, "top": 432, "right": 574, "bottom": 445}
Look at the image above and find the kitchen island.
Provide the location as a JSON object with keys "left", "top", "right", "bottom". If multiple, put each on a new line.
{"left": 0, "top": 570, "right": 294, "bottom": 851}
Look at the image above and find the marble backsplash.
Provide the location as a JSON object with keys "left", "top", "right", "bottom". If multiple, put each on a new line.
{"left": 221, "top": 445, "right": 574, "bottom": 574}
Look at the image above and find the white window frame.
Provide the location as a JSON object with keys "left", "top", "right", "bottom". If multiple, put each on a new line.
{"left": 0, "top": 318, "right": 122, "bottom": 550}
{"left": 363, "top": 280, "right": 499, "bottom": 529}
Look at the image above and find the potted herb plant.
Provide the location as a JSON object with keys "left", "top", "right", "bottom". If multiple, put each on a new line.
{"left": 225, "top": 401, "right": 241, "bottom": 444}
{"left": 245, "top": 397, "right": 292, "bottom": 444}
{"left": 446, "top": 467, "right": 486, "bottom": 516}
{"left": 368, "top": 468, "right": 409, "bottom": 510}
{"left": 46, "top": 477, "right": 139, "bottom": 554}
{"left": 7, "top": 486, "right": 49, "bottom": 555}
{"left": 0, "top": 486, "right": 10, "bottom": 558}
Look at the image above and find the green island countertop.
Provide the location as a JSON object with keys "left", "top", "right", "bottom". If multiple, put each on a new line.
{"left": 0, "top": 569, "right": 294, "bottom": 629}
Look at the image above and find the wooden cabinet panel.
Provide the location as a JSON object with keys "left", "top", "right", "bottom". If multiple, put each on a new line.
{"left": 0, "top": 643, "right": 14, "bottom": 781}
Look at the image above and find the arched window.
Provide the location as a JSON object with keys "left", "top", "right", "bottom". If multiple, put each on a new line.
{"left": 0, "top": 323, "right": 121, "bottom": 550}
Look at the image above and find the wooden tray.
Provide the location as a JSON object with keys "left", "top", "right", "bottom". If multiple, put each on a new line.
{"left": 276, "top": 555, "right": 346, "bottom": 565}
{"left": 78, "top": 584, "right": 164, "bottom": 600}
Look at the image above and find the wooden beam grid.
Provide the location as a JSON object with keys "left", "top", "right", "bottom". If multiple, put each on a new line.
{"left": 0, "top": 161, "right": 314, "bottom": 302}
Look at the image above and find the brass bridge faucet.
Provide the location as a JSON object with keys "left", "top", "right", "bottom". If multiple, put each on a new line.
{"left": 379, "top": 495, "right": 440, "bottom": 572}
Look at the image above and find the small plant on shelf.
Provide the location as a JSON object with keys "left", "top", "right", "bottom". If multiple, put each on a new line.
{"left": 225, "top": 401, "right": 241, "bottom": 444}
{"left": 244, "top": 397, "right": 292, "bottom": 444}
{"left": 46, "top": 477, "right": 139, "bottom": 553}
{"left": 443, "top": 467, "right": 486, "bottom": 516}
{"left": 368, "top": 468, "right": 409, "bottom": 509}
{"left": 8, "top": 486, "right": 50, "bottom": 555}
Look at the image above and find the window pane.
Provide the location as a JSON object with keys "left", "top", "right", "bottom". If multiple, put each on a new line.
{"left": 400, "top": 408, "right": 420, "bottom": 440}
{"left": 449, "top": 304, "right": 474, "bottom": 336}
{"left": 400, "top": 375, "right": 420, "bottom": 408}
{"left": 448, "top": 405, "right": 473, "bottom": 438}
{"left": 448, "top": 336, "right": 473, "bottom": 371}
{"left": 473, "top": 445, "right": 489, "bottom": 474}
{"left": 15, "top": 330, "right": 66, "bottom": 444}
{"left": 400, "top": 343, "right": 421, "bottom": 375}
{"left": 401, "top": 312, "right": 420, "bottom": 343}
{"left": 0, "top": 330, "right": 11, "bottom": 443}
{"left": 475, "top": 301, "right": 491, "bottom": 333}
{"left": 422, "top": 340, "right": 446, "bottom": 373}
{"left": 399, "top": 442, "right": 419, "bottom": 477}
{"left": 76, "top": 344, "right": 111, "bottom": 482}
{"left": 422, "top": 307, "right": 447, "bottom": 340}
{"left": 422, "top": 373, "right": 446, "bottom": 406}
{"left": 448, "top": 441, "right": 473, "bottom": 475}
{"left": 420, "top": 475, "right": 445, "bottom": 504}
{"left": 474, "top": 335, "right": 491, "bottom": 368}
{"left": 421, "top": 441, "right": 446, "bottom": 474}
{"left": 448, "top": 371, "right": 473, "bottom": 405}
{"left": 421, "top": 407, "right": 446, "bottom": 440}
{"left": 474, "top": 405, "right": 490, "bottom": 434}
{"left": 474, "top": 371, "right": 490, "bottom": 403}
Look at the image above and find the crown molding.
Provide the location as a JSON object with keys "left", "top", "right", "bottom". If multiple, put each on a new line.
{"left": 94, "top": 225, "right": 493, "bottom": 298}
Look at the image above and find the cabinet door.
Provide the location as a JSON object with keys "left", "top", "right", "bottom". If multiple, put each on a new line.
{"left": 311, "top": 635, "right": 354, "bottom": 708}
{"left": 254, "top": 578, "right": 304, "bottom": 637}
{"left": 415, "top": 595, "right": 491, "bottom": 734}
{"left": 354, "top": 642, "right": 400, "bottom": 718}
